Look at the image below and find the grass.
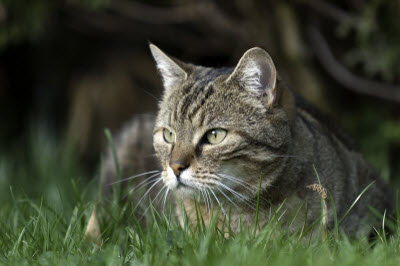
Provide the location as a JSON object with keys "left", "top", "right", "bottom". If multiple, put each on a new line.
{"left": 1, "top": 129, "right": 400, "bottom": 265}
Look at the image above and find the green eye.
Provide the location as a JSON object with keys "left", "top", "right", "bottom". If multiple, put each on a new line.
{"left": 163, "top": 128, "right": 175, "bottom": 143}
{"left": 206, "top": 129, "right": 227, "bottom": 145}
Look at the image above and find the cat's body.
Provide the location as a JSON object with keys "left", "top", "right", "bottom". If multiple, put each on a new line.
{"left": 102, "top": 45, "right": 393, "bottom": 236}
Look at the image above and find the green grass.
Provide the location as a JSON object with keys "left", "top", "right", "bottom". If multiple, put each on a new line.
{"left": 1, "top": 129, "right": 400, "bottom": 265}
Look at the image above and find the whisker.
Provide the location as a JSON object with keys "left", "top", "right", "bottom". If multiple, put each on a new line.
{"left": 267, "top": 155, "right": 298, "bottom": 158}
{"left": 202, "top": 188, "right": 210, "bottom": 216}
{"left": 204, "top": 188, "right": 214, "bottom": 217}
{"left": 162, "top": 187, "right": 170, "bottom": 213}
{"left": 143, "top": 154, "right": 158, "bottom": 158}
{"left": 217, "top": 173, "right": 256, "bottom": 189}
{"left": 134, "top": 173, "right": 162, "bottom": 190}
{"left": 214, "top": 181, "right": 257, "bottom": 211}
{"left": 107, "top": 170, "right": 160, "bottom": 185}
{"left": 156, "top": 186, "right": 167, "bottom": 207}
{"left": 207, "top": 186, "right": 227, "bottom": 216}
{"left": 204, "top": 188, "right": 212, "bottom": 209}
{"left": 203, "top": 187, "right": 212, "bottom": 217}
{"left": 134, "top": 177, "right": 163, "bottom": 211}
{"left": 143, "top": 89, "right": 161, "bottom": 101}
{"left": 197, "top": 186, "right": 210, "bottom": 216}
{"left": 154, "top": 185, "right": 168, "bottom": 208}
{"left": 138, "top": 185, "right": 167, "bottom": 221}
{"left": 217, "top": 174, "right": 269, "bottom": 203}
{"left": 125, "top": 173, "right": 161, "bottom": 197}
{"left": 215, "top": 186, "right": 239, "bottom": 210}
{"left": 121, "top": 175, "right": 161, "bottom": 201}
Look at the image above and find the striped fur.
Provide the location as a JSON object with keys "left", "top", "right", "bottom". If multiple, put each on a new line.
{"left": 102, "top": 46, "right": 393, "bottom": 235}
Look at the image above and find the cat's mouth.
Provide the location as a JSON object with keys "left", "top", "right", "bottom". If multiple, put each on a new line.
{"left": 176, "top": 180, "right": 189, "bottom": 189}
{"left": 174, "top": 176, "right": 198, "bottom": 191}
{"left": 165, "top": 166, "right": 201, "bottom": 192}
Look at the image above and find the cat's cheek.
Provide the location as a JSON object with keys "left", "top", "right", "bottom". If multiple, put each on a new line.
{"left": 153, "top": 133, "right": 172, "bottom": 162}
{"left": 218, "top": 161, "right": 247, "bottom": 187}
{"left": 153, "top": 134, "right": 164, "bottom": 151}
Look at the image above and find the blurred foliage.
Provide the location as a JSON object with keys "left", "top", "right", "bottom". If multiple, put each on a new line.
{"left": 0, "top": 0, "right": 399, "bottom": 185}
{"left": 0, "top": 0, "right": 110, "bottom": 50}
{"left": 70, "top": 0, "right": 109, "bottom": 9}
{"left": 342, "top": 107, "right": 400, "bottom": 183}
{"left": 0, "top": 125, "right": 87, "bottom": 207}
{"left": 0, "top": 0, "right": 54, "bottom": 50}
{"left": 339, "top": 0, "right": 400, "bottom": 83}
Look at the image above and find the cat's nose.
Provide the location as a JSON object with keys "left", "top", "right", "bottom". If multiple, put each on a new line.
{"left": 169, "top": 160, "right": 189, "bottom": 178}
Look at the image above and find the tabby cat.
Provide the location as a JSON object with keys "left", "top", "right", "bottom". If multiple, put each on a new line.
{"left": 102, "top": 44, "right": 393, "bottom": 236}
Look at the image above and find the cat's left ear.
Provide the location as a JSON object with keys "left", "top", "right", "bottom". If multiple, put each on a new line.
{"left": 227, "top": 47, "right": 277, "bottom": 106}
{"left": 149, "top": 44, "right": 188, "bottom": 92}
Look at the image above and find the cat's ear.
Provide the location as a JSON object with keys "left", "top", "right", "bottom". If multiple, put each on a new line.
{"left": 149, "top": 44, "right": 188, "bottom": 91}
{"left": 227, "top": 47, "right": 277, "bottom": 105}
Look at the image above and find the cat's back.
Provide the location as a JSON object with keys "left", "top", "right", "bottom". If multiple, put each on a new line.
{"left": 293, "top": 94, "right": 357, "bottom": 151}
{"left": 290, "top": 94, "right": 393, "bottom": 234}
{"left": 102, "top": 114, "right": 159, "bottom": 196}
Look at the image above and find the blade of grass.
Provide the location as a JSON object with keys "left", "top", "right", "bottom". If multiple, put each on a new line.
{"left": 105, "top": 128, "right": 122, "bottom": 205}
{"left": 253, "top": 175, "right": 262, "bottom": 237}
{"left": 329, "top": 193, "right": 339, "bottom": 240}
{"left": 338, "top": 181, "right": 375, "bottom": 226}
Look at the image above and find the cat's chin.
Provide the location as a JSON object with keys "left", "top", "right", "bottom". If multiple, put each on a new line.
{"left": 167, "top": 178, "right": 198, "bottom": 196}
{"left": 163, "top": 177, "right": 197, "bottom": 197}
{"left": 173, "top": 185, "right": 198, "bottom": 197}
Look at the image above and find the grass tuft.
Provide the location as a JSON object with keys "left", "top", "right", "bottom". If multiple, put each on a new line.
{"left": 1, "top": 129, "right": 400, "bottom": 265}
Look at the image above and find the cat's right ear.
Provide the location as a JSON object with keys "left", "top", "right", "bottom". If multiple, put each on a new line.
{"left": 227, "top": 47, "right": 277, "bottom": 106}
{"left": 149, "top": 44, "right": 188, "bottom": 91}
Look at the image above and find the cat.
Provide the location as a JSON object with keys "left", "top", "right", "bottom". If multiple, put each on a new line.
{"left": 101, "top": 44, "right": 393, "bottom": 236}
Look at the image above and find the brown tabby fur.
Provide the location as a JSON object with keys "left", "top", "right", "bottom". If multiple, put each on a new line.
{"left": 102, "top": 45, "right": 393, "bottom": 236}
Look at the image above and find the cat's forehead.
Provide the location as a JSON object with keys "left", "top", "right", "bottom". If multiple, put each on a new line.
{"left": 191, "top": 66, "right": 232, "bottom": 84}
{"left": 156, "top": 66, "right": 242, "bottom": 134}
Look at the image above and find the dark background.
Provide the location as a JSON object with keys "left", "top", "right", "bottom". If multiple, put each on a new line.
{"left": 0, "top": 0, "right": 399, "bottom": 188}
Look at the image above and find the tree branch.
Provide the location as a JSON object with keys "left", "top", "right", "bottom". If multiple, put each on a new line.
{"left": 108, "top": 0, "right": 246, "bottom": 40}
{"left": 297, "top": 0, "right": 359, "bottom": 26}
{"left": 307, "top": 25, "right": 400, "bottom": 103}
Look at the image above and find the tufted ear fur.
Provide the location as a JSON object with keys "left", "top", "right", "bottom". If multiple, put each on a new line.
{"left": 149, "top": 44, "right": 188, "bottom": 91}
{"left": 227, "top": 47, "right": 277, "bottom": 106}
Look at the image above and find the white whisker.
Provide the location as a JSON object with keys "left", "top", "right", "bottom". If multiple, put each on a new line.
{"left": 207, "top": 186, "right": 227, "bottom": 216}
{"left": 154, "top": 185, "right": 168, "bottom": 207}
{"left": 268, "top": 154, "right": 298, "bottom": 158}
{"left": 108, "top": 170, "right": 160, "bottom": 185}
{"left": 125, "top": 173, "right": 161, "bottom": 197}
{"left": 162, "top": 187, "right": 170, "bottom": 213}
{"left": 197, "top": 185, "right": 209, "bottom": 215}
{"left": 217, "top": 173, "right": 256, "bottom": 189}
{"left": 215, "top": 186, "right": 239, "bottom": 209}
{"left": 213, "top": 181, "right": 257, "bottom": 211}
{"left": 217, "top": 174, "right": 269, "bottom": 203}
{"left": 203, "top": 187, "right": 212, "bottom": 217}
{"left": 138, "top": 185, "right": 167, "bottom": 221}
{"left": 134, "top": 177, "right": 163, "bottom": 211}
{"left": 143, "top": 154, "right": 158, "bottom": 158}
{"left": 204, "top": 188, "right": 212, "bottom": 210}
{"left": 201, "top": 188, "right": 210, "bottom": 216}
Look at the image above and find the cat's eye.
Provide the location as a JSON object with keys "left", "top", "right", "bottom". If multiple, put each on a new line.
{"left": 206, "top": 129, "right": 227, "bottom": 145}
{"left": 163, "top": 128, "right": 176, "bottom": 143}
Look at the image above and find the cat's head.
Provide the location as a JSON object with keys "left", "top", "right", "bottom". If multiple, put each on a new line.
{"left": 150, "top": 44, "right": 295, "bottom": 203}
